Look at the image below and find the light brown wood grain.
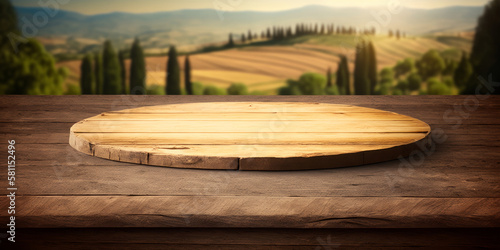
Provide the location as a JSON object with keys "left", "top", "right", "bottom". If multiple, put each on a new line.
{"left": 68, "top": 102, "right": 431, "bottom": 170}
{"left": 2, "top": 196, "right": 499, "bottom": 228}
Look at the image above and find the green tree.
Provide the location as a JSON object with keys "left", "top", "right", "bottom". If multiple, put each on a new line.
{"left": 427, "top": 78, "right": 452, "bottom": 95}
{"left": 374, "top": 68, "right": 394, "bottom": 95}
{"left": 416, "top": 50, "right": 445, "bottom": 80}
{"left": 354, "top": 41, "right": 370, "bottom": 95}
{"left": 227, "top": 83, "right": 248, "bottom": 95}
{"left": 0, "top": 39, "right": 66, "bottom": 95}
{"left": 394, "top": 58, "right": 414, "bottom": 78}
{"left": 203, "top": 85, "right": 226, "bottom": 95}
{"left": 376, "top": 83, "right": 392, "bottom": 95}
{"left": 0, "top": 0, "right": 18, "bottom": 47}
{"left": 80, "top": 54, "right": 94, "bottom": 95}
{"left": 130, "top": 38, "right": 146, "bottom": 95}
{"left": 454, "top": 51, "right": 473, "bottom": 91}
{"left": 392, "top": 88, "right": 403, "bottom": 95}
{"left": 94, "top": 53, "right": 103, "bottom": 94}
{"left": 466, "top": 0, "right": 500, "bottom": 94}
{"left": 65, "top": 83, "right": 80, "bottom": 95}
{"left": 0, "top": 0, "right": 66, "bottom": 95}
{"left": 396, "top": 79, "right": 410, "bottom": 95}
{"left": 380, "top": 68, "right": 394, "bottom": 84}
{"left": 336, "top": 55, "right": 351, "bottom": 95}
{"left": 442, "top": 59, "right": 458, "bottom": 76}
{"left": 166, "top": 46, "right": 181, "bottom": 95}
{"left": 325, "top": 85, "right": 339, "bottom": 95}
{"left": 102, "top": 40, "right": 122, "bottom": 94}
{"left": 278, "top": 79, "right": 302, "bottom": 95}
{"left": 118, "top": 50, "right": 127, "bottom": 94}
{"left": 442, "top": 76, "right": 455, "bottom": 88}
{"left": 146, "top": 84, "right": 165, "bottom": 95}
{"left": 366, "top": 41, "right": 378, "bottom": 93}
{"left": 407, "top": 72, "right": 422, "bottom": 92}
{"left": 184, "top": 55, "right": 193, "bottom": 95}
{"left": 192, "top": 82, "right": 205, "bottom": 95}
{"left": 297, "top": 73, "right": 327, "bottom": 95}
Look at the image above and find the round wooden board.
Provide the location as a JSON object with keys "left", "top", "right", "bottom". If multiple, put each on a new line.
{"left": 69, "top": 102, "right": 431, "bottom": 171}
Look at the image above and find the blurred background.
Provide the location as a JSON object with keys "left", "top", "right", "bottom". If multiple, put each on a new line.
{"left": 1, "top": 0, "right": 498, "bottom": 95}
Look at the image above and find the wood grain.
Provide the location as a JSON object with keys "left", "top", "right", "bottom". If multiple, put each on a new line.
{"left": 13, "top": 228, "right": 500, "bottom": 249}
{"left": 0, "top": 96, "right": 498, "bottom": 236}
{"left": 3, "top": 196, "right": 499, "bottom": 228}
{"left": 69, "top": 102, "right": 431, "bottom": 170}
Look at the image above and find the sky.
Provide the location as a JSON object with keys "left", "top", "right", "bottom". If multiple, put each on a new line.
{"left": 13, "top": 0, "right": 489, "bottom": 15}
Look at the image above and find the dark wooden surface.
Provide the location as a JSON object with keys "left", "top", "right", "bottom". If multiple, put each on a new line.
{"left": 0, "top": 96, "right": 499, "bottom": 248}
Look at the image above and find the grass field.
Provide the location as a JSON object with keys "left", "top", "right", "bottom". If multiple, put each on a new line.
{"left": 57, "top": 34, "right": 473, "bottom": 94}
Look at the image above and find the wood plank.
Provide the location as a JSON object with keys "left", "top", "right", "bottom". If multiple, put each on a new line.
{"left": 87, "top": 111, "right": 418, "bottom": 121}
{"left": 3, "top": 139, "right": 498, "bottom": 198}
{"left": 3, "top": 122, "right": 497, "bottom": 136}
{"left": 4, "top": 129, "right": 500, "bottom": 146}
{"left": 2, "top": 95, "right": 499, "bottom": 107}
{"left": 6, "top": 162, "right": 500, "bottom": 197}
{"left": 71, "top": 132, "right": 427, "bottom": 145}
{"left": 14, "top": 228, "right": 500, "bottom": 249}
{"left": 1, "top": 196, "right": 499, "bottom": 228}
{"left": 70, "top": 120, "right": 430, "bottom": 133}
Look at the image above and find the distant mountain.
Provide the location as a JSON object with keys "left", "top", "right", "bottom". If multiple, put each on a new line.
{"left": 14, "top": 5, "right": 483, "bottom": 53}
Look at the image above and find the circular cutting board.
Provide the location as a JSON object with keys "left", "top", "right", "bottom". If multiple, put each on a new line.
{"left": 69, "top": 102, "right": 431, "bottom": 171}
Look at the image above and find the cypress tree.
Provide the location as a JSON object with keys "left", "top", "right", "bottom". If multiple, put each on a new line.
{"left": 94, "top": 53, "right": 103, "bottom": 94}
{"left": 241, "top": 33, "right": 246, "bottom": 43}
{"left": 336, "top": 57, "right": 345, "bottom": 95}
{"left": 366, "top": 41, "right": 378, "bottom": 94}
{"left": 185, "top": 55, "right": 193, "bottom": 95}
{"left": 248, "top": 30, "right": 253, "bottom": 42}
{"left": 454, "top": 51, "right": 473, "bottom": 91}
{"left": 336, "top": 55, "right": 351, "bottom": 95}
{"left": 465, "top": 0, "right": 500, "bottom": 94}
{"left": 227, "top": 33, "right": 235, "bottom": 47}
{"left": 102, "top": 40, "right": 122, "bottom": 95}
{"left": 354, "top": 41, "right": 370, "bottom": 95}
{"left": 118, "top": 50, "right": 127, "bottom": 94}
{"left": 0, "top": 0, "right": 19, "bottom": 47}
{"left": 326, "top": 67, "right": 332, "bottom": 87}
{"left": 166, "top": 45, "right": 181, "bottom": 95}
{"left": 130, "top": 38, "right": 146, "bottom": 95}
{"left": 343, "top": 56, "right": 351, "bottom": 95}
{"left": 80, "top": 54, "right": 93, "bottom": 95}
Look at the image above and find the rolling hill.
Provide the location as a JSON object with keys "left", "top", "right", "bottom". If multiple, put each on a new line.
{"left": 16, "top": 5, "right": 482, "bottom": 55}
{"left": 58, "top": 34, "right": 473, "bottom": 95}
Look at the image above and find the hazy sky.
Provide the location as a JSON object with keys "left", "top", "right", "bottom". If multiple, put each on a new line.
{"left": 14, "top": 0, "right": 489, "bottom": 15}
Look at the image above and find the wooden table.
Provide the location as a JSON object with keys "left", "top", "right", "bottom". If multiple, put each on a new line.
{"left": 1, "top": 96, "right": 499, "bottom": 249}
